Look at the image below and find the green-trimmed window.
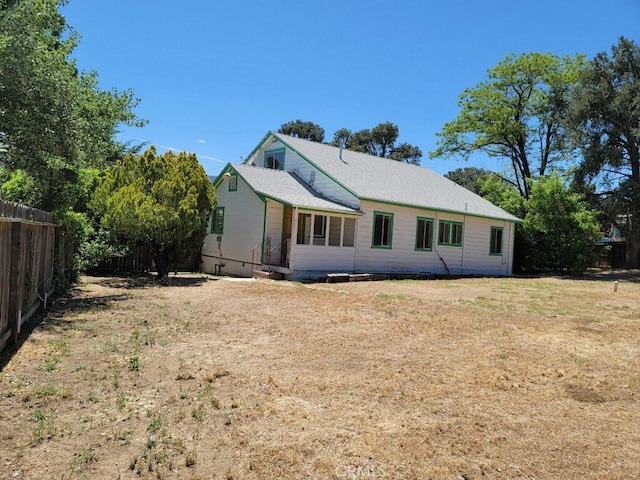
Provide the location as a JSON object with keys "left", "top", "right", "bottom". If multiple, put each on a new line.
{"left": 438, "top": 220, "right": 463, "bottom": 246}
{"left": 264, "top": 148, "right": 285, "bottom": 170}
{"left": 490, "top": 226, "right": 503, "bottom": 255}
{"left": 415, "top": 217, "right": 434, "bottom": 251}
{"left": 228, "top": 173, "right": 238, "bottom": 191}
{"left": 211, "top": 207, "right": 224, "bottom": 234}
{"left": 372, "top": 211, "right": 393, "bottom": 248}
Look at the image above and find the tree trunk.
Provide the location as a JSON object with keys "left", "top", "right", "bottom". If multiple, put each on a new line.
{"left": 154, "top": 254, "right": 170, "bottom": 285}
{"left": 627, "top": 154, "right": 640, "bottom": 268}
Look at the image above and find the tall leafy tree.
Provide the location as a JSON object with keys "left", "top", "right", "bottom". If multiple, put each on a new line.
{"left": 523, "top": 174, "right": 600, "bottom": 273}
{"left": 0, "top": 0, "right": 144, "bottom": 210}
{"left": 90, "top": 147, "right": 216, "bottom": 283}
{"left": 478, "top": 173, "right": 599, "bottom": 273}
{"left": 331, "top": 122, "right": 423, "bottom": 164}
{"left": 568, "top": 37, "right": 640, "bottom": 267}
{"left": 278, "top": 120, "right": 325, "bottom": 142}
{"left": 444, "top": 167, "right": 493, "bottom": 195}
{"left": 430, "top": 52, "right": 585, "bottom": 198}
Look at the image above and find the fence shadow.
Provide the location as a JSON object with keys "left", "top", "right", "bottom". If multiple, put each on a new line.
{"left": 0, "top": 289, "right": 131, "bottom": 371}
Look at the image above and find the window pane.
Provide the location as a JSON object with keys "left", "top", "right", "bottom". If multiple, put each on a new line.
{"left": 452, "top": 223, "right": 462, "bottom": 245}
{"left": 229, "top": 174, "right": 237, "bottom": 191}
{"left": 417, "top": 218, "right": 432, "bottom": 250}
{"left": 313, "top": 215, "right": 326, "bottom": 245}
{"left": 491, "top": 227, "right": 503, "bottom": 254}
{"left": 343, "top": 218, "right": 355, "bottom": 246}
{"left": 373, "top": 213, "right": 392, "bottom": 247}
{"left": 297, "top": 213, "right": 311, "bottom": 244}
{"left": 211, "top": 207, "right": 224, "bottom": 234}
{"left": 313, "top": 215, "right": 326, "bottom": 236}
{"left": 417, "top": 220, "right": 426, "bottom": 248}
{"left": 329, "top": 217, "right": 341, "bottom": 246}
{"left": 265, "top": 149, "right": 284, "bottom": 170}
{"left": 439, "top": 221, "right": 449, "bottom": 244}
{"left": 381, "top": 216, "right": 390, "bottom": 245}
{"left": 373, "top": 214, "right": 384, "bottom": 246}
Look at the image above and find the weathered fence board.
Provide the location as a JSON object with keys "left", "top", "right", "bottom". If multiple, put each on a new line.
{"left": 0, "top": 200, "right": 57, "bottom": 353}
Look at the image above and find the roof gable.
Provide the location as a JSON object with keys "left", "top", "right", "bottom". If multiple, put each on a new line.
{"left": 229, "top": 164, "right": 360, "bottom": 215}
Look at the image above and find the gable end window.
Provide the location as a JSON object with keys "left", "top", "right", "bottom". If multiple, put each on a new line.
{"left": 264, "top": 148, "right": 285, "bottom": 170}
{"left": 490, "top": 226, "right": 503, "bottom": 255}
{"left": 228, "top": 173, "right": 238, "bottom": 191}
{"left": 438, "top": 220, "right": 463, "bottom": 246}
{"left": 211, "top": 207, "right": 225, "bottom": 234}
{"left": 415, "top": 217, "right": 434, "bottom": 251}
{"left": 372, "top": 211, "right": 394, "bottom": 248}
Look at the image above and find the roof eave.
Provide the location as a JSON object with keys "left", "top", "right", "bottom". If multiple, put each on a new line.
{"left": 359, "top": 196, "right": 522, "bottom": 223}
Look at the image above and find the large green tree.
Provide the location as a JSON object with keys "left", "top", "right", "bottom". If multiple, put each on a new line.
{"left": 331, "top": 122, "right": 423, "bottom": 164}
{"left": 90, "top": 147, "right": 216, "bottom": 283}
{"left": 0, "top": 0, "right": 143, "bottom": 211}
{"left": 523, "top": 174, "right": 600, "bottom": 273}
{"left": 278, "top": 120, "right": 325, "bottom": 142}
{"left": 478, "top": 173, "right": 599, "bottom": 273}
{"left": 444, "top": 167, "right": 494, "bottom": 195}
{"left": 568, "top": 37, "right": 640, "bottom": 267}
{"left": 430, "top": 52, "right": 585, "bottom": 198}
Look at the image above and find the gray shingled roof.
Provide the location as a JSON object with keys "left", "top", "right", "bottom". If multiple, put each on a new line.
{"left": 271, "top": 132, "right": 521, "bottom": 222}
{"left": 232, "top": 163, "right": 360, "bottom": 214}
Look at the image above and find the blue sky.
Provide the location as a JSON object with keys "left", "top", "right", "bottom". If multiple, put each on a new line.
{"left": 62, "top": 1, "right": 639, "bottom": 177}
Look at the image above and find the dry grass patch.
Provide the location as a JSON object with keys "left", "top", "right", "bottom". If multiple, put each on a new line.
{"left": 0, "top": 273, "right": 639, "bottom": 479}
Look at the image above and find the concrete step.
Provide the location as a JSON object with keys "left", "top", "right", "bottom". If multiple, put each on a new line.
{"left": 253, "top": 265, "right": 291, "bottom": 280}
{"left": 253, "top": 270, "right": 284, "bottom": 280}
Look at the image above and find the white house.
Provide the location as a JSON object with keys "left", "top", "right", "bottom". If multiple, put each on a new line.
{"left": 201, "top": 132, "right": 521, "bottom": 280}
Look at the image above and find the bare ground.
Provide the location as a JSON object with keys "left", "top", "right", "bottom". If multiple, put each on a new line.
{"left": 1, "top": 273, "right": 639, "bottom": 479}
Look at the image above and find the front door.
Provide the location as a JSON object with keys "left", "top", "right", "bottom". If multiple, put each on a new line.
{"left": 282, "top": 206, "right": 293, "bottom": 266}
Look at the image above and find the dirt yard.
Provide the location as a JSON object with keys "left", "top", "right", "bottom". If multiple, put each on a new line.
{"left": 1, "top": 273, "right": 639, "bottom": 479}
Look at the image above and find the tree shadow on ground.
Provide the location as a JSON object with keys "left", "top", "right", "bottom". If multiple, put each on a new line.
{"left": 94, "top": 273, "right": 213, "bottom": 289}
{"left": 512, "top": 269, "right": 640, "bottom": 284}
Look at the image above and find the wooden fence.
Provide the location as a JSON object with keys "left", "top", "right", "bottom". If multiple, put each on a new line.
{"left": 0, "top": 200, "right": 56, "bottom": 354}
{"left": 91, "top": 248, "right": 200, "bottom": 274}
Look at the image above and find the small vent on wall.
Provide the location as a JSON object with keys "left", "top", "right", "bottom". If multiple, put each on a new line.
{"left": 309, "top": 170, "right": 316, "bottom": 187}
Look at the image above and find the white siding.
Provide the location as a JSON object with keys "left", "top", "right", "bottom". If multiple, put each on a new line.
{"left": 353, "top": 200, "right": 514, "bottom": 276}
{"left": 264, "top": 200, "right": 284, "bottom": 255}
{"left": 201, "top": 174, "right": 265, "bottom": 277}
{"left": 461, "top": 218, "right": 514, "bottom": 275}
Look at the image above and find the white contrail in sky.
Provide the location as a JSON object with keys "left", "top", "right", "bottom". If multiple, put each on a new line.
{"left": 119, "top": 136, "right": 227, "bottom": 164}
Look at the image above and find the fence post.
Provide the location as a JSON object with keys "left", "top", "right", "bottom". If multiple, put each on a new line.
{"left": 8, "top": 221, "right": 25, "bottom": 345}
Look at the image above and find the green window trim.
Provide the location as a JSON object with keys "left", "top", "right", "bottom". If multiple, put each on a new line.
{"left": 438, "top": 220, "right": 463, "bottom": 247}
{"left": 371, "top": 211, "right": 394, "bottom": 249}
{"left": 490, "top": 226, "right": 504, "bottom": 255}
{"left": 228, "top": 173, "right": 238, "bottom": 192}
{"left": 211, "top": 206, "right": 225, "bottom": 234}
{"left": 415, "top": 216, "right": 434, "bottom": 251}
{"left": 264, "top": 148, "right": 285, "bottom": 170}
